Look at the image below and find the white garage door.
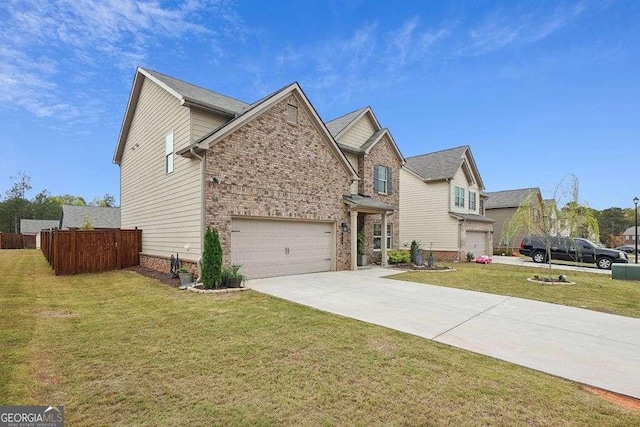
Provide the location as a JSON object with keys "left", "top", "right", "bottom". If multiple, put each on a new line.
{"left": 231, "top": 218, "right": 334, "bottom": 279}
{"left": 466, "top": 231, "right": 488, "bottom": 257}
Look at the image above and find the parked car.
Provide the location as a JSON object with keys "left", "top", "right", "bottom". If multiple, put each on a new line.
{"left": 519, "top": 236, "right": 628, "bottom": 269}
{"left": 616, "top": 245, "right": 639, "bottom": 254}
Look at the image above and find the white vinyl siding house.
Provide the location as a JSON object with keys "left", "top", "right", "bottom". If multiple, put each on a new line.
{"left": 119, "top": 77, "right": 203, "bottom": 261}
{"left": 399, "top": 168, "right": 458, "bottom": 251}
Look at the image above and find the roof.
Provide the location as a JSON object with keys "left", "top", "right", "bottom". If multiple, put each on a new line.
{"left": 325, "top": 107, "right": 368, "bottom": 137}
{"left": 114, "top": 67, "right": 250, "bottom": 164}
{"left": 405, "top": 146, "right": 484, "bottom": 188}
{"left": 20, "top": 219, "right": 59, "bottom": 234}
{"left": 343, "top": 194, "right": 396, "bottom": 212}
{"left": 142, "top": 68, "right": 249, "bottom": 114}
{"left": 449, "top": 212, "right": 495, "bottom": 223}
{"left": 623, "top": 226, "right": 639, "bottom": 236}
{"left": 484, "top": 188, "right": 542, "bottom": 209}
{"left": 61, "top": 205, "right": 121, "bottom": 229}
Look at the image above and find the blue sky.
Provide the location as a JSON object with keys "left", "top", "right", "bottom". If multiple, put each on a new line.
{"left": 1, "top": 0, "right": 638, "bottom": 210}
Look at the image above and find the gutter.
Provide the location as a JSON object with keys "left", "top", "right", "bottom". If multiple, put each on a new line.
{"left": 181, "top": 98, "right": 239, "bottom": 119}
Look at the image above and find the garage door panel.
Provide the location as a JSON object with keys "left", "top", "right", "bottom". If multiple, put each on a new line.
{"left": 231, "top": 218, "right": 333, "bottom": 279}
{"left": 466, "top": 231, "right": 487, "bottom": 256}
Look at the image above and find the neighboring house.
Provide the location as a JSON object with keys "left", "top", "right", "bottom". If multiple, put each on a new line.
{"left": 20, "top": 219, "right": 60, "bottom": 248}
{"left": 400, "top": 146, "right": 493, "bottom": 260}
{"left": 326, "top": 107, "right": 405, "bottom": 263}
{"left": 622, "top": 226, "right": 639, "bottom": 246}
{"left": 484, "top": 187, "right": 542, "bottom": 251}
{"left": 113, "top": 68, "right": 402, "bottom": 279}
{"left": 60, "top": 205, "right": 121, "bottom": 230}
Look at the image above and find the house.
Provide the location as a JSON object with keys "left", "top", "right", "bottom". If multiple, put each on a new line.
{"left": 399, "top": 146, "right": 493, "bottom": 260}
{"left": 20, "top": 219, "right": 60, "bottom": 248}
{"left": 113, "top": 68, "right": 403, "bottom": 279}
{"left": 622, "top": 226, "right": 638, "bottom": 247}
{"left": 325, "top": 107, "right": 405, "bottom": 263}
{"left": 484, "top": 187, "right": 542, "bottom": 251}
{"left": 60, "top": 205, "right": 121, "bottom": 230}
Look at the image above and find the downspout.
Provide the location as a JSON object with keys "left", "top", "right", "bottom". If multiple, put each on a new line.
{"left": 190, "top": 147, "right": 204, "bottom": 282}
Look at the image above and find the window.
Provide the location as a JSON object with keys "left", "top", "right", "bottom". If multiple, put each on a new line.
{"left": 165, "top": 132, "right": 174, "bottom": 174}
{"left": 373, "top": 223, "right": 393, "bottom": 250}
{"left": 287, "top": 104, "right": 298, "bottom": 124}
{"left": 374, "top": 165, "right": 393, "bottom": 195}
{"left": 479, "top": 198, "right": 484, "bottom": 215}
{"left": 454, "top": 186, "right": 465, "bottom": 207}
{"left": 469, "top": 191, "right": 477, "bottom": 211}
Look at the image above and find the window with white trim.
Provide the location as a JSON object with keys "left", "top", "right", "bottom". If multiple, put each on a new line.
{"left": 455, "top": 186, "right": 465, "bottom": 207}
{"left": 469, "top": 191, "right": 477, "bottom": 211}
{"left": 374, "top": 165, "right": 392, "bottom": 195}
{"left": 373, "top": 223, "right": 392, "bottom": 251}
{"left": 165, "top": 131, "right": 174, "bottom": 174}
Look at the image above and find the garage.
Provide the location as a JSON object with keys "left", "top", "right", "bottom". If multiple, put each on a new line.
{"left": 231, "top": 218, "right": 334, "bottom": 279}
{"left": 466, "top": 231, "right": 488, "bottom": 257}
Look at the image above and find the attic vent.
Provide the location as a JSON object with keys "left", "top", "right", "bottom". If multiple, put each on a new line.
{"left": 287, "top": 104, "right": 298, "bottom": 124}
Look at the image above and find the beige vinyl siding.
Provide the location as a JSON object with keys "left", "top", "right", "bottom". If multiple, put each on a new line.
{"left": 191, "top": 109, "right": 229, "bottom": 142}
{"left": 450, "top": 157, "right": 482, "bottom": 214}
{"left": 120, "top": 77, "right": 202, "bottom": 261}
{"left": 338, "top": 116, "right": 376, "bottom": 149}
{"left": 345, "top": 152, "right": 360, "bottom": 194}
{"left": 399, "top": 168, "right": 458, "bottom": 251}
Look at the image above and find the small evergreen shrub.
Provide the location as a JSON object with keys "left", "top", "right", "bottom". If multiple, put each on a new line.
{"left": 388, "top": 250, "right": 411, "bottom": 264}
{"left": 201, "top": 227, "right": 215, "bottom": 289}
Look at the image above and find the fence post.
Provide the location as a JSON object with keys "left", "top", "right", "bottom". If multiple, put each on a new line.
{"left": 116, "top": 228, "right": 123, "bottom": 270}
{"left": 70, "top": 229, "right": 77, "bottom": 275}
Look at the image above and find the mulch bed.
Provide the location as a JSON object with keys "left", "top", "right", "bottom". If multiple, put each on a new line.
{"left": 127, "top": 265, "right": 181, "bottom": 288}
{"left": 391, "top": 263, "right": 455, "bottom": 272}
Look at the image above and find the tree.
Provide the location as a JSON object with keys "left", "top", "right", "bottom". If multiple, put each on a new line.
{"left": 90, "top": 194, "right": 116, "bottom": 207}
{"left": 50, "top": 194, "right": 86, "bottom": 206}
{"left": 201, "top": 227, "right": 215, "bottom": 289}
{"left": 211, "top": 228, "right": 223, "bottom": 287}
{"left": 502, "top": 175, "right": 599, "bottom": 276}
{"left": 3, "top": 172, "right": 33, "bottom": 233}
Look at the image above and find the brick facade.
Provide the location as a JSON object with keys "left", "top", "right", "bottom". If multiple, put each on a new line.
{"left": 360, "top": 134, "right": 402, "bottom": 262}
{"left": 140, "top": 254, "right": 198, "bottom": 276}
{"left": 203, "top": 93, "right": 354, "bottom": 270}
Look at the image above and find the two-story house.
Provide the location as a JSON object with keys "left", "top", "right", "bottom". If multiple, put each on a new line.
{"left": 399, "top": 146, "right": 493, "bottom": 260}
{"left": 113, "top": 68, "right": 403, "bottom": 278}
{"left": 484, "top": 187, "right": 542, "bottom": 252}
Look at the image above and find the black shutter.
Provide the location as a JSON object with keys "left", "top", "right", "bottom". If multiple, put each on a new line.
{"left": 373, "top": 165, "right": 379, "bottom": 193}
{"left": 387, "top": 167, "right": 393, "bottom": 195}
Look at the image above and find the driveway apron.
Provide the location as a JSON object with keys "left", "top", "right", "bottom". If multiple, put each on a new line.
{"left": 248, "top": 268, "right": 640, "bottom": 399}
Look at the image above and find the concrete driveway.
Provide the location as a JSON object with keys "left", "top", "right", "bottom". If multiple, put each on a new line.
{"left": 249, "top": 269, "right": 640, "bottom": 399}
{"left": 492, "top": 255, "right": 612, "bottom": 274}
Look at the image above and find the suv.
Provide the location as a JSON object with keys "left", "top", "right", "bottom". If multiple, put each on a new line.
{"left": 519, "top": 236, "right": 628, "bottom": 269}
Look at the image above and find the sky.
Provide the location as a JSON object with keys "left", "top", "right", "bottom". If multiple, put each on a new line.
{"left": 0, "top": 0, "right": 638, "bottom": 210}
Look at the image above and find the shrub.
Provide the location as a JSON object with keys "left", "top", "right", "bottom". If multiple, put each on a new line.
{"left": 388, "top": 250, "right": 411, "bottom": 264}
{"left": 466, "top": 251, "right": 474, "bottom": 262}
{"left": 201, "top": 227, "right": 215, "bottom": 289}
{"left": 211, "top": 227, "right": 223, "bottom": 287}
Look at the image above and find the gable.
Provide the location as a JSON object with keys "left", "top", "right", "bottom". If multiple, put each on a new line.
{"left": 338, "top": 114, "right": 377, "bottom": 149}
{"left": 206, "top": 92, "right": 354, "bottom": 197}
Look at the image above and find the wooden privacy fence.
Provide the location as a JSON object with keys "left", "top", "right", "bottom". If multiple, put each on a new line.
{"left": 41, "top": 228, "right": 142, "bottom": 276}
{"left": 0, "top": 233, "right": 36, "bottom": 249}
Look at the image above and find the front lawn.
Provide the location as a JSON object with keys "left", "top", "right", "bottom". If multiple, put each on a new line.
{"left": 2, "top": 250, "right": 639, "bottom": 425}
{"left": 389, "top": 262, "right": 640, "bottom": 318}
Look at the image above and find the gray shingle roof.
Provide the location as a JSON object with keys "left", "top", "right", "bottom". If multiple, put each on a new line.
{"left": 20, "top": 219, "right": 60, "bottom": 234}
{"left": 623, "top": 226, "right": 639, "bottom": 236}
{"left": 449, "top": 212, "right": 495, "bottom": 223}
{"left": 405, "top": 146, "right": 469, "bottom": 181}
{"left": 326, "top": 107, "right": 367, "bottom": 137}
{"left": 142, "top": 68, "right": 249, "bottom": 115}
{"left": 343, "top": 194, "right": 396, "bottom": 211}
{"left": 61, "top": 205, "right": 121, "bottom": 229}
{"left": 484, "top": 188, "right": 541, "bottom": 209}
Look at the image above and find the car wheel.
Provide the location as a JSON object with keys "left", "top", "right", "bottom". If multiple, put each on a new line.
{"left": 532, "top": 251, "right": 546, "bottom": 263}
{"left": 596, "top": 257, "right": 612, "bottom": 270}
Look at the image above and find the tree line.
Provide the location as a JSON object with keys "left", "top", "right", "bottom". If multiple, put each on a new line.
{"left": 0, "top": 172, "right": 116, "bottom": 233}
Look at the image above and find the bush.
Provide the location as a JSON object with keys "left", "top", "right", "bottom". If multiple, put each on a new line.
{"left": 466, "top": 251, "right": 474, "bottom": 262}
{"left": 388, "top": 250, "right": 411, "bottom": 264}
{"left": 202, "top": 227, "right": 223, "bottom": 289}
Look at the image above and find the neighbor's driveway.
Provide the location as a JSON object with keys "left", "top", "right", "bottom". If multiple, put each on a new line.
{"left": 492, "top": 255, "right": 612, "bottom": 274}
{"left": 249, "top": 269, "right": 640, "bottom": 399}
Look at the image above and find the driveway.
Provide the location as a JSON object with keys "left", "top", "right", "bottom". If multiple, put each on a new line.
{"left": 492, "top": 255, "right": 612, "bottom": 274}
{"left": 249, "top": 269, "right": 640, "bottom": 399}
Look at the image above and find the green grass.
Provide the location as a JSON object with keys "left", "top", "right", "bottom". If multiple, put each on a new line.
{"left": 389, "top": 262, "right": 640, "bottom": 318}
{"left": 2, "top": 250, "right": 640, "bottom": 425}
